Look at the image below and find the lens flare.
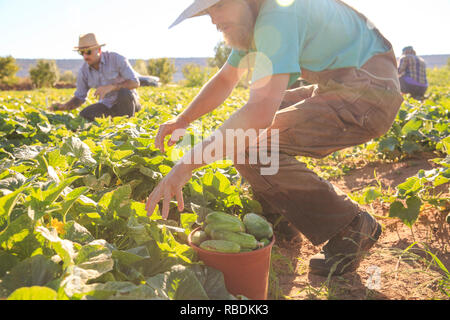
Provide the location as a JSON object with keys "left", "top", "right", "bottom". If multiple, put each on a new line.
{"left": 276, "top": 0, "right": 295, "bottom": 7}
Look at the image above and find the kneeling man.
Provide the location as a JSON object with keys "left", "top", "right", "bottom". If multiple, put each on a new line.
{"left": 51, "top": 33, "right": 141, "bottom": 121}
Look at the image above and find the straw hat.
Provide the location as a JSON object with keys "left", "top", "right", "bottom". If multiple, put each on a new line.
{"left": 169, "top": 0, "right": 220, "bottom": 29}
{"left": 73, "top": 33, "right": 106, "bottom": 51}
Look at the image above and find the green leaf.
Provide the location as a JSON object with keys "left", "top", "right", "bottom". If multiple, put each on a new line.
{"left": 433, "top": 175, "right": 449, "bottom": 187}
{"left": 128, "top": 217, "right": 152, "bottom": 245}
{"left": 42, "top": 176, "right": 81, "bottom": 206}
{"left": 145, "top": 265, "right": 209, "bottom": 300}
{"left": 61, "top": 137, "right": 97, "bottom": 168}
{"left": 377, "top": 137, "right": 398, "bottom": 153}
{"left": 401, "top": 118, "right": 423, "bottom": 136}
{"left": 214, "top": 171, "right": 231, "bottom": 193}
{"left": 0, "top": 184, "right": 26, "bottom": 220}
{"left": 7, "top": 286, "right": 58, "bottom": 300}
{"left": 111, "top": 149, "right": 134, "bottom": 162}
{"left": 0, "top": 214, "right": 36, "bottom": 256}
{"left": 36, "top": 226, "right": 76, "bottom": 269}
{"left": 389, "top": 196, "right": 422, "bottom": 228}
{"left": 62, "top": 221, "right": 95, "bottom": 245}
{"left": 180, "top": 213, "right": 197, "bottom": 233}
{"left": 189, "top": 264, "right": 234, "bottom": 300}
{"left": 159, "top": 164, "right": 172, "bottom": 175}
{"left": 98, "top": 185, "right": 132, "bottom": 216}
{"left": 75, "top": 240, "right": 114, "bottom": 277}
{"left": 73, "top": 281, "right": 140, "bottom": 300}
{"left": 363, "top": 188, "right": 383, "bottom": 204}
{"left": 145, "top": 264, "right": 233, "bottom": 300}
{"left": 0, "top": 173, "right": 27, "bottom": 191}
{"left": 13, "top": 145, "right": 43, "bottom": 160}
{"left": 0, "top": 255, "right": 61, "bottom": 296}
{"left": 437, "top": 136, "right": 450, "bottom": 155}
{"left": 47, "top": 149, "right": 69, "bottom": 170}
{"left": 245, "top": 199, "right": 263, "bottom": 214}
{"left": 112, "top": 247, "right": 149, "bottom": 267}
{"left": 396, "top": 176, "right": 423, "bottom": 198}
{"left": 0, "top": 250, "right": 20, "bottom": 277}
{"left": 401, "top": 140, "right": 421, "bottom": 154}
{"left": 190, "top": 203, "right": 213, "bottom": 223}
{"left": 61, "top": 187, "right": 89, "bottom": 221}
{"left": 139, "top": 166, "right": 163, "bottom": 180}
{"left": 130, "top": 201, "right": 149, "bottom": 218}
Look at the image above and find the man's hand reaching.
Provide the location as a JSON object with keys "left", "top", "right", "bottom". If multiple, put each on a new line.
{"left": 94, "top": 84, "right": 116, "bottom": 100}
{"left": 50, "top": 103, "right": 69, "bottom": 111}
{"left": 154, "top": 117, "right": 189, "bottom": 154}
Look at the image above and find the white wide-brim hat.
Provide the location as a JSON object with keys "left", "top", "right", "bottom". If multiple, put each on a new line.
{"left": 169, "top": 0, "right": 221, "bottom": 29}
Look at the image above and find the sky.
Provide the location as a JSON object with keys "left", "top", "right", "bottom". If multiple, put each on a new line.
{"left": 0, "top": 0, "right": 449, "bottom": 60}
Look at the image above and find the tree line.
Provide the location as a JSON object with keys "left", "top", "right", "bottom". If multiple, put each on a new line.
{"left": 0, "top": 41, "right": 238, "bottom": 90}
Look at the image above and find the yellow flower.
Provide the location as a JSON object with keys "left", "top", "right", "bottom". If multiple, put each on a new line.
{"left": 51, "top": 218, "right": 66, "bottom": 236}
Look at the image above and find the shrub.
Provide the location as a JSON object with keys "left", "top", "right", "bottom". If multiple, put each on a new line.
{"left": 59, "top": 70, "right": 76, "bottom": 84}
{"left": 209, "top": 41, "right": 232, "bottom": 69}
{"left": 182, "top": 63, "right": 218, "bottom": 87}
{"left": 147, "top": 58, "right": 176, "bottom": 85}
{"left": 133, "top": 60, "right": 148, "bottom": 76}
{"left": 0, "top": 56, "right": 20, "bottom": 86}
{"left": 29, "top": 60, "right": 60, "bottom": 88}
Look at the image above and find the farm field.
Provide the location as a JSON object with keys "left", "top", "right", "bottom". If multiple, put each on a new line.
{"left": 0, "top": 67, "right": 448, "bottom": 300}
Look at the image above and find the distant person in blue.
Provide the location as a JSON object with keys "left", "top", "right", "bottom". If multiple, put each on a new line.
{"left": 50, "top": 33, "right": 141, "bottom": 121}
{"left": 398, "top": 46, "right": 428, "bottom": 100}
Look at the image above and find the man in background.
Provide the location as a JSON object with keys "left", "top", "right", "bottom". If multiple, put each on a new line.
{"left": 51, "top": 33, "right": 141, "bottom": 121}
{"left": 398, "top": 46, "right": 428, "bottom": 100}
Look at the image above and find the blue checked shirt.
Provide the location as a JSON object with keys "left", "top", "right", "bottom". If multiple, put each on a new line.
{"left": 74, "top": 51, "right": 139, "bottom": 108}
{"left": 398, "top": 54, "right": 428, "bottom": 86}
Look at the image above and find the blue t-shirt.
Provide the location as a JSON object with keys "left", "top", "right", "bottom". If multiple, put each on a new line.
{"left": 228, "top": 0, "right": 389, "bottom": 87}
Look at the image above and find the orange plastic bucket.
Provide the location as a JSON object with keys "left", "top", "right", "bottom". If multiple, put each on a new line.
{"left": 188, "top": 227, "right": 275, "bottom": 300}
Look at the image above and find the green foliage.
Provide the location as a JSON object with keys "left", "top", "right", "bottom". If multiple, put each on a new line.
{"left": 0, "top": 56, "right": 20, "bottom": 85}
{"left": 0, "top": 66, "right": 448, "bottom": 298}
{"left": 29, "top": 60, "right": 60, "bottom": 88}
{"left": 147, "top": 58, "right": 176, "bottom": 85}
{"left": 182, "top": 63, "right": 218, "bottom": 87}
{"left": 133, "top": 60, "right": 148, "bottom": 76}
{"left": 59, "top": 70, "right": 76, "bottom": 84}
{"left": 0, "top": 86, "right": 254, "bottom": 300}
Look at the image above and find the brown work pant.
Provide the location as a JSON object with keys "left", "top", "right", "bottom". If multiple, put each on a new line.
{"left": 235, "top": 50, "right": 404, "bottom": 246}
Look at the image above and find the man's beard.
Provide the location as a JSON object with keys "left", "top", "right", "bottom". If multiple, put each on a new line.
{"left": 217, "top": 15, "right": 254, "bottom": 50}
{"left": 222, "top": 25, "right": 254, "bottom": 51}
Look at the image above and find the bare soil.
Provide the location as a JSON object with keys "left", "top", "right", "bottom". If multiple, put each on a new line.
{"left": 270, "top": 155, "right": 449, "bottom": 300}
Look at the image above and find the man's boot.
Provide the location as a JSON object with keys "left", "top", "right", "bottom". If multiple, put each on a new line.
{"left": 309, "top": 211, "right": 382, "bottom": 277}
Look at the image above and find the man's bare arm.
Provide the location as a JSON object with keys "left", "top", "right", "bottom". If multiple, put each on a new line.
{"left": 153, "top": 63, "right": 246, "bottom": 153}
{"left": 181, "top": 73, "right": 290, "bottom": 170}
{"left": 177, "top": 62, "right": 245, "bottom": 124}
{"left": 50, "top": 96, "right": 84, "bottom": 111}
{"left": 113, "top": 79, "right": 140, "bottom": 91}
{"left": 95, "top": 79, "right": 140, "bottom": 100}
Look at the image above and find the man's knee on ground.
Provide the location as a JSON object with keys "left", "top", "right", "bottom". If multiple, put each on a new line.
{"left": 79, "top": 108, "right": 94, "bottom": 121}
{"left": 118, "top": 88, "right": 134, "bottom": 101}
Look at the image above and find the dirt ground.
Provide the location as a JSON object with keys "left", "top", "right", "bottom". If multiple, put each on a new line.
{"left": 270, "top": 155, "right": 449, "bottom": 300}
